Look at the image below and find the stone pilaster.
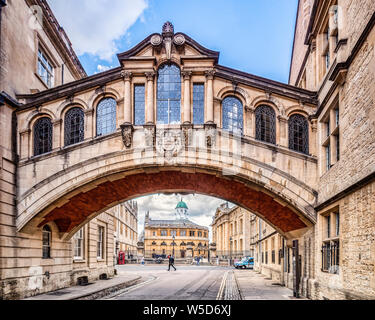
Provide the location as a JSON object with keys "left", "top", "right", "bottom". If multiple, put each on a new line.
{"left": 122, "top": 71, "right": 133, "bottom": 124}
{"left": 182, "top": 71, "right": 192, "bottom": 124}
{"left": 145, "top": 71, "right": 155, "bottom": 124}
{"left": 204, "top": 69, "right": 215, "bottom": 124}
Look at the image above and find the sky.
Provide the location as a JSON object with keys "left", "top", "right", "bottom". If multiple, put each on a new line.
{"left": 46, "top": 0, "right": 298, "bottom": 236}
{"left": 48, "top": 0, "right": 298, "bottom": 82}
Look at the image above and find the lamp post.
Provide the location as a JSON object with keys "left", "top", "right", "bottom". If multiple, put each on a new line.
{"left": 172, "top": 234, "right": 175, "bottom": 257}
{"left": 229, "top": 236, "right": 233, "bottom": 266}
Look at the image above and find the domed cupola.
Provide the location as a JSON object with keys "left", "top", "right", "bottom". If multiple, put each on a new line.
{"left": 175, "top": 198, "right": 188, "bottom": 220}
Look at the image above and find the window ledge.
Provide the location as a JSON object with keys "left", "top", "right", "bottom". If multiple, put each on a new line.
{"left": 73, "top": 259, "right": 86, "bottom": 263}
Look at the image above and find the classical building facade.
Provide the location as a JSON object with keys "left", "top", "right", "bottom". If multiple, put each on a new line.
{"left": 139, "top": 200, "right": 209, "bottom": 259}
{"left": 110, "top": 201, "right": 138, "bottom": 260}
{"left": 0, "top": 0, "right": 114, "bottom": 299}
{"left": 289, "top": 0, "right": 375, "bottom": 300}
{"left": 0, "top": 0, "right": 374, "bottom": 300}
{"left": 249, "top": 213, "right": 284, "bottom": 284}
{"left": 211, "top": 203, "right": 251, "bottom": 258}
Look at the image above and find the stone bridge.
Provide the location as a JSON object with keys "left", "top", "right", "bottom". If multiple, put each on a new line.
{"left": 15, "top": 22, "right": 318, "bottom": 240}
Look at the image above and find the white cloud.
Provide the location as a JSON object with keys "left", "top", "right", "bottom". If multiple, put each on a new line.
{"left": 96, "top": 64, "right": 111, "bottom": 73}
{"left": 48, "top": 0, "right": 148, "bottom": 61}
{"left": 134, "top": 194, "right": 235, "bottom": 242}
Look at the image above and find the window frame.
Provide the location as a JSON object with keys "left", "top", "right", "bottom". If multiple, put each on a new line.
{"left": 156, "top": 63, "right": 181, "bottom": 125}
{"left": 33, "top": 117, "right": 53, "bottom": 156}
{"left": 42, "top": 225, "right": 52, "bottom": 259}
{"left": 255, "top": 105, "right": 276, "bottom": 144}
{"left": 74, "top": 228, "right": 84, "bottom": 260}
{"left": 192, "top": 83, "right": 205, "bottom": 124}
{"left": 64, "top": 107, "right": 85, "bottom": 146}
{"left": 222, "top": 96, "right": 244, "bottom": 135}
{"left": 288, "top": 114, "right": 309, "bottom": 155}
{"left": 96, "top": 97, "right": 117, "bottom": 136}
{"left": 37, "top": 46, "right": 55, "bottom": 88}
{"left": 97, "top": 226, "right": 105, "bottom": 259}
{"left": 134, "top": 84, "right": 146, "bottom": 125}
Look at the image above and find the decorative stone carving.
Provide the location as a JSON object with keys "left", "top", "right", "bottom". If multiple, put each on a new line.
{"left": 181, "top": 124, "right": 193, "bottom": 146}
{"left": 145, "top": 71, "right": 155, "bottom": 81}
{"left": 162, "top": 21, "right": 174, "bottom": 37}
{"left": 143, "top": 124, "right": 156, "bottom": 147}
{"left": 150, "top": 34, "right": 163, "bottom": 47}
{"left": 173, "top": 34, "right": 186, "bottom": 46}
{"left": 121, "top": 70, "right": 132, "bottom": 81}
{"left": 181, "top": 71, "right": 192, "bottom": 80}
{"left": 204, "top": 122, "right": 217, "bottom": 148}
{"left": 156, "top": 129, "right": 184, "bottom": 162}
{"left": 204, "top": 69, "right": 216, "bottom": 80}
{"left": 95, "top": 85, "right": 106, "bottom": 94}
{"left": 120, "top": 123, "right": 134, "bottom": 148}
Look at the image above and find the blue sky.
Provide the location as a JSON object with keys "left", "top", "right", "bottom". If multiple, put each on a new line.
{"left": 49, "top": 0, "right": 298, "bottom": 83}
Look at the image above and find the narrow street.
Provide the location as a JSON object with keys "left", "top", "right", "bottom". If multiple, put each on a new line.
{"left": 104, "top": 265, "right": 294, "bottom": 300}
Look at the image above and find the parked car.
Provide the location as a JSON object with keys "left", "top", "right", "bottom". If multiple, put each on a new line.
{"left": 234, "top": 257, "right": 254, "bottom": 269}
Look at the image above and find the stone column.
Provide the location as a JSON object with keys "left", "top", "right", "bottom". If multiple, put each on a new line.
{"left": 122, "top": 71, "right": 133, "bottom": 124}
{"left": 182, "top": 71, "right": 192, "bottom": 124}
{"left": 20, "top": 129, "right": 30, "bottom": 159}
{"left": 52, "top": 119, "right": 62, "bottom": 150}
{"left": 204, "top": 69, "right": 215, "bottom": 124}
{"left": 278, "top": 115, "right": 288, "bottom": 147}
{"left": 145, "top": 72, "right": 155, "bottom": 124}
{"left": 84, "top": 108, "right": 94, "bottom": 139}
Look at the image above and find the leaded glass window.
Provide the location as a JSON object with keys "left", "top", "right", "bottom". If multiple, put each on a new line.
{"left": 65, "top": 107, "right": 84, "bottom": 146}
{"left": 96, "top": 98, "right": 116, "bottom": 136}
{"left": 134, "top": 85, "right": 145, "bottom": 125}
{"left": 34, "top": 117, "right": 52, "bottom": 156}
{"left": 222, "top": 96, "right": 243, "bottom": 134}
{"left": 288, "top": 114, "right": 309, "bottom": 154}
{"left": 157, "top": 64, "right": 181, "bottom": 124}
{"left": 193, "top": 83, "right": 204, "bottom": 124}
{"left": 255, "top": 105, "right": 276, "bottom": 144}
{"left": 42, "top": 225, "right": 51, "bottom": 259}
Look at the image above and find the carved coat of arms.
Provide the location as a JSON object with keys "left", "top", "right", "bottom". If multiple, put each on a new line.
{"left": 156, "top": 129, "right": 184, "bottom": 162}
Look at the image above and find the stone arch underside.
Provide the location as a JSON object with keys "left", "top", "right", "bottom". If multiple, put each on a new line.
{"left": 19, "top": 167, "right": 316, "bottom": 240}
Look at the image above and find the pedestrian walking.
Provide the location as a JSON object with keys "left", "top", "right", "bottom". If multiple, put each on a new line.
{"left": 168, "top": 255, "right": 176, "bottom": 271}
{"left": 141, "top": 257, "right": 145, "bottom": 266}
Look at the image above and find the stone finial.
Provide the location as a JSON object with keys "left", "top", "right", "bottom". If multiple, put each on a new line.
{"left": 162, "top": 21, "right": 174, "bottom": 37}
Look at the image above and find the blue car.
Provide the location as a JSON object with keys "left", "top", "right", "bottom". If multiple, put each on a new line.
{"left": 234, "top": 257, "right": 254, "bottom": 269}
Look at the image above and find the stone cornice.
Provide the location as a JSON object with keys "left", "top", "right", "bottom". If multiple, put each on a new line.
{"left": 215, "top": 65, "right": 318, "bottom": 105}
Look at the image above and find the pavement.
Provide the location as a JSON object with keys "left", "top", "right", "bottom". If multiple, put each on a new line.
{"left": 22, "top": 265, "right": 304, "bottom": 300}
{"left": 23, "top": 273, "right": 142, "bottom": 300}
{"left": 234, "top": 269, "right": 295, "bottom": 300}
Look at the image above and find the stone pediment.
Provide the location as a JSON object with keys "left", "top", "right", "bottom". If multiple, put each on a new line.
{"left": 117, "top": 21, "right": 219, "bottom": 64}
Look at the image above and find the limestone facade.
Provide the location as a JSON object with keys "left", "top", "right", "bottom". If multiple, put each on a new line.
{"left": 109, "top": 201, "right": 138, "bottom": 260}
{"left": 290, "top": 0, "right": 375, "bottom": 299}
{"left": 140, "top": 201, "right": 209, "bottom": 259}
{"left": 211, "top": 203, "right": 251, "bottom": 258}
{"left": 0, "top": 0, "right": 373, "bottom": 300}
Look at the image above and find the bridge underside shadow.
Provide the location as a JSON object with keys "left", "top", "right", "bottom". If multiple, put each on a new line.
{"left": 35, "top": 170, "right": 313, "bottom": 240}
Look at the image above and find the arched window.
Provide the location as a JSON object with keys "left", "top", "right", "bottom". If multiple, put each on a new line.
{"left": 33, "top": 117, "right": 52, "bottom": 156}
{"left": 288, "top": 114, "right": 309, "bottom": 154}
{"left": 96, "top": 98, "right": 117, "bottom": 136}
{"left": 64, "top": 107, "right": 84, "bottom": 146}
{"left": 42, "top": 225, "right": 51, "bottom": 259}
{"left": 157, "top": 64, "right": 181, "bottom": 124}
{"left": 222, "top": 96, "right": 243, "bottom": 134}
{"left": 255, "top": 105, "right": 276, "bottom": 144}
